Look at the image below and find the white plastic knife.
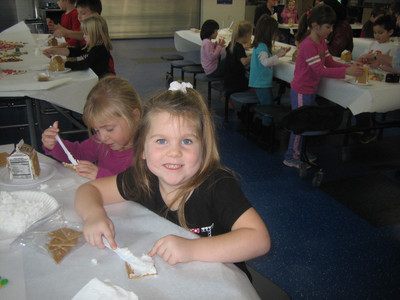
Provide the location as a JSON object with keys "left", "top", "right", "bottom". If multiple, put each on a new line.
{"left": 55, "top": 134, "right": 78, "bottom": 166}
{"left": 102, "top": 237, "right": 147, "bottom": 268}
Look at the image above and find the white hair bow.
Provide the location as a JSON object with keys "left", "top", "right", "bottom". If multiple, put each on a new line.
{"left": 168, "top": 81, "right": 193, "bottom": 93}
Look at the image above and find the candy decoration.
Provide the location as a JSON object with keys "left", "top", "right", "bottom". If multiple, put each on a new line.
{"left": 0, "top": 276, "right": 8, "bottom": 288}
{"left": 0, "top": 69, "right": 27, "bottom": 79}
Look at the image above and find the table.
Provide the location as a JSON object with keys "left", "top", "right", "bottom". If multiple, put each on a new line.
{"left": 174, "top": 30, "right": 400, "bottom": 116}
{"left": 277, "top": 23, "right": 363, "bottom": 44}
{"left": 0, "top": 144, "right": 261, "bottom": 300}
{"left": 274, "top": 42, "right": 400, "bottom": 115}
{"left": 0, "top": 22, "right": 98, "bottom": 149}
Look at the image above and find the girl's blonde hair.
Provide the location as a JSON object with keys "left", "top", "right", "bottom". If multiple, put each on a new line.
{"left": 229, "top": 20, "right": 253, "bottom": 53}
{"left": 83, "top": 76, "right": 142, "bottom": 143}
{"left": 253, "top": 15, "right": 278, "bottom": 51}
{"left": 81, "top": 14, "right": 112, "bottom": 52}
{"left": 123, "top": 87, "right": 224, "bottom": 228}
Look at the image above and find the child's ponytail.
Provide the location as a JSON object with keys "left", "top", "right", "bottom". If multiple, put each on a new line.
{"left": 295, "top": 10, "right": 309, "bottom": 45}
{"left": 294, "top": 4, "right": 336, "bottom": 46}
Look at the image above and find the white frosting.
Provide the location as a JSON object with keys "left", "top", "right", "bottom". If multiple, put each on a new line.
{"left": 118, "top": 247, "right": 156, "bottom": 276}
{"left": 0, "top": 191, "right": 47, "bottom": 239}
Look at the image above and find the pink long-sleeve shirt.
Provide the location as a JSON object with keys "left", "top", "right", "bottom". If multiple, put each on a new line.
{"left": 291, "top": 36, "right": 349, "bottom": 95}
{"left": 201, "top": 39, "right": 223, "bottom": 75}
{"left": 43, "top": 138, "right": 133, "bottom": 178}
{"left": 280, "top": 8, "right": 298, "bottom": 24}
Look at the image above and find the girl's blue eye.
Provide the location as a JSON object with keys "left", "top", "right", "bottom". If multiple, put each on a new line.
{"left": 182, "top": 139, "right": 192, "bottom": 145}
{"left": 157, "top": 139, "right": 167, "bottom": 144}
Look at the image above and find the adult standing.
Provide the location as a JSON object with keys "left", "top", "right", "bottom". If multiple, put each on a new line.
{"left": 323, "top": 0, "right": 353, "bottom": 57}
{"left": 254, "top": 0, "right": 277, "bottom": 26}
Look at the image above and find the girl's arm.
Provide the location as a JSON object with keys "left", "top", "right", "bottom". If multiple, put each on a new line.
{"left": 75, "top": 176, "right": 125, "bottom": 249}
{"left": 42, "top": 47, "right": 70, "bottom": 58}
{"left": 240, "top": 55, "right": 252, "bottom": 66}
{"left": 203, "top": 40, "right": 223, "bottom": 60}
{"left": 149, "top": 207, "right": 270, "bottom": 265}
{"left": 259, "top": 47, "right": 290, "bottom": 67}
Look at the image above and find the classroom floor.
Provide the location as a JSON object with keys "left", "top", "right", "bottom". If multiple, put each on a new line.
{"left": 2, "top": 37, "right": 400, "bottom": 300}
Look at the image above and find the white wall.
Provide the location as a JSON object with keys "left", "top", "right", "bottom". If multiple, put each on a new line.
{"left": 201, "top": 0, "right": 246, "bottom": 29}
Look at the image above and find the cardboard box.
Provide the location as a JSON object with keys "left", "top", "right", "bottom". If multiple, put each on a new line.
{"left": 7, "top": 140, "right": 40, "bottom": 179}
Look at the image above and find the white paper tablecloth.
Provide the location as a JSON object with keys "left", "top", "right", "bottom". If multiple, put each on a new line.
{"left": 0, "top": 145, "right": 261, "bottom": 300}
{"left": 0, "top": 22, "right": 98, "bottom": 114}
{"left": 174, "top": 30, "right": 400, "bottom": 115}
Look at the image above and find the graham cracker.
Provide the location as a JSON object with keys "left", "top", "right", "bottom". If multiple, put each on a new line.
{"left": 125, "top": 262, "right": 157, "bottom": 279}
{"left": 0, "top": 152, "right": 9, "bottom": 167}
{"left": 46, "top": 227, "right": 82, "bottom": 264}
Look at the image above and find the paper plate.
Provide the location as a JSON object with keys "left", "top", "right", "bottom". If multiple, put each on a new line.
{"left": 345, "top": 79, "right": 372, "bottom": 86}
{"left": 51, "top": 68, "right": 71, "bottom": 74}
{"left": 30, "top": 64, "right": 49, "bottom": 71}
{"left": 0, "top": 190, "right": 59, "bottom": 240}
{"left": 0, "top": 162, "right": 57, "bottom": 186}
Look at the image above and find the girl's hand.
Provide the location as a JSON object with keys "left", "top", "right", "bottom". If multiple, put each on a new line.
{"left": 83, "top": 212, "right": 116, "bottom": 250}
{"left": 345, "top": 64, "right": 364, "bottom": 77}
{"left": 75, "top": 161, "right": 99, "bottom": 180}
{"left": 41, "top": 121, "right": 59, "bottom": 150}
{"left": 148, "top": 235, "right": 195, "bottom": 265}
{"left": 278, "top": 47, "right": 291, "bottom": 58}
{"left": 43, "top": 47, "right": 57, "bottom": 58}
{"left": 217, "top": 38, "right": 226, "bottom": 48}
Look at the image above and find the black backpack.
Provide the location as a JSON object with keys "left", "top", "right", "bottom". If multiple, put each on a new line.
{"left": 282, "top": 105, "right": 344, "bottom": 134}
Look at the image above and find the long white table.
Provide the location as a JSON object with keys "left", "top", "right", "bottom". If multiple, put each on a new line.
{"left": 0, "top": 22, "right": 98, "bottom": 149}
{"left": 174, "top": 30, "right": 400, "bottom": 116}
{"left": 0, "top": 144, "right": 261, "bottom": 299}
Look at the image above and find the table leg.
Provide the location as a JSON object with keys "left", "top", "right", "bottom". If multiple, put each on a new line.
{"left": 25, "top": 97, "right": 37, "bottom": 149}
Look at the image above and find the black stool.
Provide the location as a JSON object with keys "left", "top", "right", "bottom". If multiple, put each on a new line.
{"left": 161, "top": 55, "right": 185, "bottom": 79}
{"left": 170, "top": 60, "right": 197, "bottom": 79}
{"left": 230, "top": 92, "right": 260, "bottom": 137}
{"left": 253, "top": 104, "right": 291, "bottom": 153}
{"left": 196, "top": 74, "right": 224, "bottom": 108}
{"left": 181, "top": 65, "right": 204, "bottom": 89}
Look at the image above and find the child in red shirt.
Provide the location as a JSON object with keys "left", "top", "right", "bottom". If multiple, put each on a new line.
{"left": 47, "top": 0, "right": 82, "bottom": 48}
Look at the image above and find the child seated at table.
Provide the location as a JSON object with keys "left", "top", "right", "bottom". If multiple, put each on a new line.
{"left": 74, "top": 81, "right": 271, "bottom": 281}
{"left": 50, "top": 0, "right": 115, "bottom": 75}
{"left": 355, "top": 15, "right": 397, "bottom": 143}
{"left": 224, "top": 20, "right": 253, "bottom": 95}
{"left": 53, "top": 0, "right": 102, "bottom": 43}
{"left": 249, "top": 15, "right": 290, "bottom": 125}
{"left": 200, "top": 19, "right": 226, "bottom": 79}
{"left": 360, "top": 7, "right": 386, "bottom": 38}
{"left": 46, "top": 0, "right": 82, "bottom": 48}
{"left": 281, "top": 0, "right": 298, "bottom": 25}
{"left": 43, "top": 15, "right": 113, "bottom": 78}
{"left": 41, "top": 76, "right": 142, "bottom": 179}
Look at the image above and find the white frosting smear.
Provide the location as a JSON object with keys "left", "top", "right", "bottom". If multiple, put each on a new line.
{"left": 102, "top": 237, "right": 156, "bottom": 276}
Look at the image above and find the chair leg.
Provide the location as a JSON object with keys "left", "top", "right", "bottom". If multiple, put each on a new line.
{"left": 224, "top": 92, "right": 231, "bottom": 122}
{"left": 193, "top": 75, "right": 197, "bottom": 89}
{"left": 170, "top": 65, "right": 174, "bottom": 78}
{"left": 181, "top": 69, "right": 185, "bottom": 81}
{"left": 207, "top": 82, "right": 212, "bottom": 108}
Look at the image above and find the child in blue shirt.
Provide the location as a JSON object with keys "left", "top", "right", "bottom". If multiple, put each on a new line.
{"left": 249, "top": 15, "right": 290, "bottom": 125}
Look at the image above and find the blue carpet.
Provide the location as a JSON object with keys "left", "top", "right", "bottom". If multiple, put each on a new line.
{"left": 214, "top": 117, "right": 400, "bottom": 299}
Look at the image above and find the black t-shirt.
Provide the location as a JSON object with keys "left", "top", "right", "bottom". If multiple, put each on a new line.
{"left": 116, "top": 167, "right": 253, "bottom": 280}
{"left": 65, "top": 44, "right": 110, "bottom": 78}
{"left": 224, "top": 42, "right": 248, "bottom": 93}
